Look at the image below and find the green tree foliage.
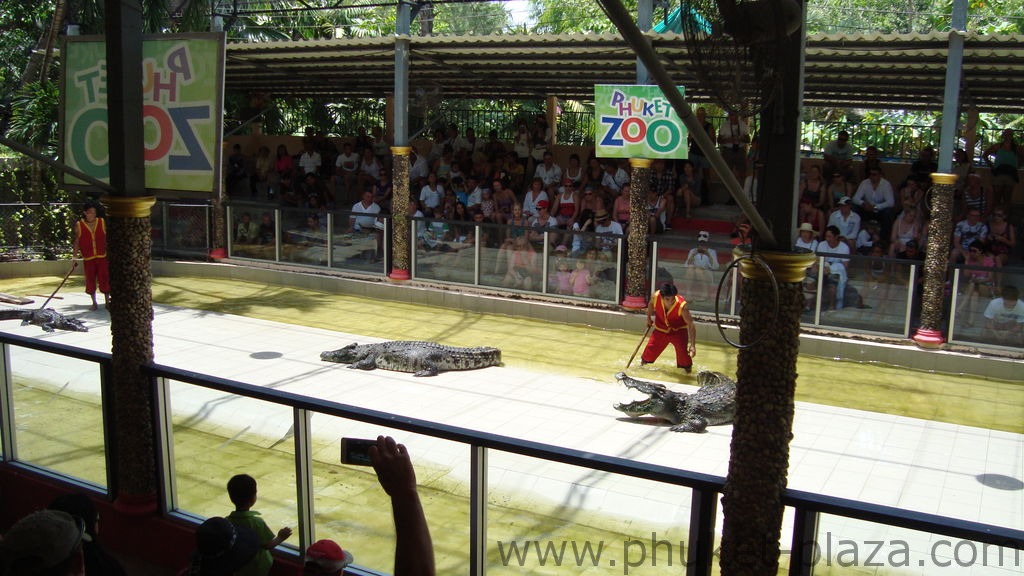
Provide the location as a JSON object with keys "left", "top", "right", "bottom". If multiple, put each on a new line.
{"left": 529, "top": 0, "right": 638, "bottom": 33}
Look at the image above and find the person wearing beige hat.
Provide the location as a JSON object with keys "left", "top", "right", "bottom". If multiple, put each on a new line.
{"left": 795, "top": 222, "right": 819, "bottom": 252}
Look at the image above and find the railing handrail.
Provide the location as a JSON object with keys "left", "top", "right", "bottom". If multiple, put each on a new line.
{"left": 134, "top": 358, "right": 1024, "bottom": 552}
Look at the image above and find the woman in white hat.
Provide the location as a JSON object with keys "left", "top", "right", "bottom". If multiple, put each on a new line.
{"left": 794, "top": 222, "right": 819, "bottom": 252}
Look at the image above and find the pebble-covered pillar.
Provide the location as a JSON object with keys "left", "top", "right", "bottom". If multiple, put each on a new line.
{"left": 622, "top": 158, "right": 651, "bottom": 310}
{"left": 720, "top": 249, "right": 814, "bottom": 575}
{"left": 103, "top": 195, "right": 158, "bottom": 514}
{"left": 913, "top": 173, "right": 957, "bottom": 348}
{"left": 389, "top": 146, "right": 412, "bottom": 281}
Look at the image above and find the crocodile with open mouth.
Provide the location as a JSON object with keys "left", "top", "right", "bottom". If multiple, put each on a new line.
{"left": 613, "top": 370, "right": 736, "bottom": 432}
{"left": 321, "top": 340, "right": 501, "bottom": 377}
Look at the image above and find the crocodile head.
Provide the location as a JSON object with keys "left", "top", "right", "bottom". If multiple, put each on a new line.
{"left": 320, "top": 342, "right": 365, "bottom": 363}
{"left": 612, "top": 372, "right": 680, "bottom": 421}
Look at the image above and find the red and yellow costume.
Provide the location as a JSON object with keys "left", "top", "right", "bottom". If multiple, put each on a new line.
{"left": 641, "top": 290, "right": 694, "bottom": 368}
{"left": 76, "top": 217, "right": 109, "bottom": 296}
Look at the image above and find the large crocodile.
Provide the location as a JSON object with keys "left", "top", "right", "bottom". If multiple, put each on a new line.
{"left": 321, "top": 340, "right": 501, "bottom": 377}
{"left": 613, "top": 370, "right": 736, "bottom": 433}
{"left": 0, "top": 308, "right": 88, "bottom": 332}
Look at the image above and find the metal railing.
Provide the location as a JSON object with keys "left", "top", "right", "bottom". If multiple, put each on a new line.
{"left": 0, "top": 332, "right": 1021, "bottom": 575}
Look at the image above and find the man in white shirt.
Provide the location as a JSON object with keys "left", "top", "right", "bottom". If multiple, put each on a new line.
{"left": 817, "top": 225, "right": 851, "bottom": 310}
{"left": 823, "top": 130, "right": 854, "bottom": 181}
{"left": 827, "top": 196, "right": 861, "bottom": 251}
{"left": 983, "top": 285, "right": 1024, "bottom": 346}
{"left": 718, "top": 111, "right": 750, "bottom": 183}
{"left": 334, "top": 142, "right": 360, "bottom": 203}
{"left": 852, "top": 168, "right": 895, "bottom": 234}
{"left": 350, "top": 190, "right": 381, "bottom": 231}
{"left": 600, "top": 161, "right": 629, "bottom": 193}
{"left": 534, "top": 151, "right": 563, "bottom": 187}
{"left": 298, "top": 140, "right": 322, "bottom": 176}
{"left": 465, "top": 176, "right": 485, "bottom": 212}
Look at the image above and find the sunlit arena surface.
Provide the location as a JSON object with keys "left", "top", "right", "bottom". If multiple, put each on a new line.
{"left": 0, "top": 270, "right": 1021, "bottom": 575}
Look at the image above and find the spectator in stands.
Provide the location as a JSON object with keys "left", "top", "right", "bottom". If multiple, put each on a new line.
{"left": 371, "top": 126, "right": 390, "bottom": 165}
{"left": 299, "top": 173, "right": 331, "bottom": 209}
{"left": 503, "top": 234, "right": 538, "bottom": 289}
{"left": 351, "top": 190, "right": 382, "bottom": 232}
{"left": 909, "top": 146, "right": 938, "bottom": 183}
{"left": 677, "top": 160, "right": 702, "bottom": 219}
{"left": 795, "top": 222, "right": 819, "bottom": 252}
{"left": 0, "top": 509, "right": 86, "bottom": 576}
{"left": 48, "top": 492, "right": 127, "bottom": 576}
{"left": 522, "top": 177, "right": 548, "bottom": 220}
{"left": 718, "top": 111, "right": 750, "bottom": 188}
{"left": 418, "top": 173, "right": 444, "bottom": 217}
{"left": 253, "top": 145, "right": 273, "bottom": 199}
{"left": 889, "top": 205, "right": 923, "bottom": 257}
{"left": 987, "top": 207, "right": 1015, "bottom": 267}
{"left": 817, "top": 225, "right": 851, "bottom": 310}
{"left": 897, "top": 175, "right": 926, "bottom": 215}
{"left": 513, "top": 120, "right": 531, "bottom": 170}
{"left": 684, "top": 230, "right": 719, "bottom": 302}
{"left": 794, "top": 196, "right": 823, "bottom": 241}
{"left": 333, "top": 142, "right": 360, "bottom": 204}
{"left": 226, "top": 144, "right": 249, "bottom": 197}
{"left": 528, "top": 200, "right": 558, "bottom": 247}
{"left": 960, "top": 173, "right": 993, "bottom": 220}
{"left": 646, "top": 186, "right": 670, "bottom": 235}
{"left": 553, "top": 178, "right": 579, "bottom": 229}
{"left": 298, "top": 139, "right": 322, "bottom": 176}
{"left": 303, "top": 540, "right": 353, "bottom": 576}
{"left": 583, "top": 156, "right": 604, "bottom": 191}
{"left": 600, "top": 160, "right": 630, "bottom": 195}
{"left": 827, "top": 196, "right": 860, "bottom": 248}
{"left": 949, "top": 208, "right": 988, "bottom": 264}
{"left": 857, "top": 219, "right": 883, "bottom": 256}
{"left": 534, "top": 151, "right": 562, "bottom": 187}
{"left": 825, "top": 170, "right": 854, "bottom": 212}
{"left": 184, "top": 516, "right": 260, "bottom": 576}
{"left": 235, "top": 212, "right": 260, "bottom": 244}
{"left": 274, "top": 144, "right": 295, "bottom": 199}
{"left": 799, "top": 164, "right": 828, "bottom": 210}
{"left": 564, "top": 153, "right": 584, "bottom": 186}
{"left": 852, "top": 168, "right": 895, "bottom": 236}
{"left": 408, "top": 147, "right": 430, "bottom": 187}
{"left": 860, "top": 145, "right": 884, "bottom": 182}
{"left": 593, "top": 209, "right": 624, "bottom": 253}
{"left": 983, "top": 285, "right": 1024, "bottom": 346}
{"left": 822, "top": 130, "right": 854, "bottom": 182}
{"left": 258, "top": 212, "right": 275, "bottom": 245}
{"left": 612, "top": 184, "right": 632, "bottom": 232}
{"left": 483, "top": 129, "right": 505, "bottom": 160}
{"left": 358, "top": 147, "right": 382, "bottom": 191}
{"left": 492, "top": 180, "right": 516, "bottom": 224}
{"left": 372, "top": 168, "right": 393, "bottom": 213}
{"left": 983, "top": 129, "right": 1022, "bottom": 210}
{"left": 958, "top": 240, "right": 997, "bottom": 327}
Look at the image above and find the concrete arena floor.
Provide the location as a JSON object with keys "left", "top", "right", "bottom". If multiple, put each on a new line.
{"left": 1, "top": 276, "right": 1022, "bottom": 575}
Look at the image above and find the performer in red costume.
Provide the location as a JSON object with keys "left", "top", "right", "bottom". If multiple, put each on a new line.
{"left": 640, "top": 283, "right": 697, "bottom": 373}
{"left": 73, "top": 203, "right": 110, "bottom": 311}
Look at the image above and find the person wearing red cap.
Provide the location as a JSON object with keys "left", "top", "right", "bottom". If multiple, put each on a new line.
{"left": 640, "top": 283, "right": 697, "bottom": 373}
{"left": 303, "top": 540, "right": 353, "bottom": 575}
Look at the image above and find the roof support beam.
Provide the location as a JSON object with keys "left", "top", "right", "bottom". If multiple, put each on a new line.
{"left": 938, "top": 0, "right": 967, "bottom": 172}
{"left": 394, "top": 1, "right": 412, "bottom": 146}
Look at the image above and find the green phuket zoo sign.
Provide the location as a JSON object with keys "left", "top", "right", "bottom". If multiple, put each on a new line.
{"left": 595, "top": 85, "right": 688, "bottom": 159}
{"left": 62, "top": 34, "right": 225, "bottom": 194}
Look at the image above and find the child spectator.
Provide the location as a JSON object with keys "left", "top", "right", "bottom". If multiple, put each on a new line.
{"left": 983, "top": 285, "right": 1024, "bottom": 346}
{"left": 226, "top": 474, "right": 293, "bottom": 576}
{"left": 570, "top": 259, "right": 593, "bottom": 297}
{"left": 302, "top": 540, "right": 353, "bottom": 576}
{"left": 185, "top": 516, "right": 260, "bottom": 576}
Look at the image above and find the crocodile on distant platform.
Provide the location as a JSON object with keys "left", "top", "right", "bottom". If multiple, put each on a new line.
{"left": 613, "top": 370, "right": 736, "bottom": 433}
{"left": 0, "top": 308, "right": 88, "bottom": 332}
{"left": 321, "top": 340, "right": 501, "bottom": 377}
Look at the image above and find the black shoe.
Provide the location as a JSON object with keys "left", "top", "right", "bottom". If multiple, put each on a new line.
{"left": 679, "top": 365, "right": 692, "bottom": 374}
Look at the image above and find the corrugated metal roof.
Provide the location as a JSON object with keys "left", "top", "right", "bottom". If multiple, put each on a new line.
{"left": 224, "top": 31, "right": 1024, "bottom": 112}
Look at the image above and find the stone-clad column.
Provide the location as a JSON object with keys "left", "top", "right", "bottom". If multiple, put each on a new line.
{"left": 622, "top": 158, "right": 651, "bottom": 310}
{"left": 720, "top": 250, "right": 814, "bottom": 575}
{"left": 389, "top": 146, "right": 412, "bottom": 281}
{"left": 913, "top": 173, "right": 957, "bottom": 348}
{"left": 103, "top": 195, "right": 158, "bottom": 513}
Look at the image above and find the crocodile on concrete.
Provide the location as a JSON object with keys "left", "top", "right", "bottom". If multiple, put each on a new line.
{"left": 321, "top": 340, "right": 501, "bottom": 377}
{"left": 0, "top": 308, "right": 88, "bottom": 332}
{"left": 613, "top": 370, "right": 735, "bottom": 433}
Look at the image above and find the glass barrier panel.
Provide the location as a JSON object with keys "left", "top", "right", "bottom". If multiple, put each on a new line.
{"left": 952, "top": 267, "right": 1024, "bottom": 348}
{"left": 810, "top": 514, "right": 1022, "bottom": 575}
{"left": 166, "top": 380, "right": 298, "bottom": 538}
{"left": 230, "top": 204, "right": 277, "bottom": 260}
{"left": 280, "top": 206, "right": 328, "bottom": 267}
{"left": 308, "top": 416, "right": 469, "bottom": 574}
{"left": 478, "top": 223, "right": 534, "bottom": 290}
{"left": 151, "top": 201, "right": 167, "bottom": 250}
{"left": 330, "top": 210, "right": 385, "bottom": 272}
{"left": 7, "top": 345, "right": 107, "bottom": 486}
{"left": 810, "top": 252, "right": 907, "bottom": 336}
{"left": 655, "top": 238, "right": 735, "bottom": 315}
{"left": 162, "top": 204, "right": 210, "bottom": 257}
{"left": 485, "top": 450, "right": 695, "bottom": 575}
{"left": 415, "top": 217, "right": 479, "bottom": 283}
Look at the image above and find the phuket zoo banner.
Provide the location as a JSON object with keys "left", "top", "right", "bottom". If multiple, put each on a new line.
{"left": 594, "top": 85, "right": 688, "bottom": 160}
{"left": 61, "top": 33, "right": 225, "bottom": 195}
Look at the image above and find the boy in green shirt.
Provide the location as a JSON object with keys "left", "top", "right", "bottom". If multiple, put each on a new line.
{"left": 227, "top": 474, "right": 293, "bottom": 576}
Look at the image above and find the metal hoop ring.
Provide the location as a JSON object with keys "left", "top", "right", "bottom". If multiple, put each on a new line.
{"left": 713, "top": 253, "right": 780, "bottom": 349}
